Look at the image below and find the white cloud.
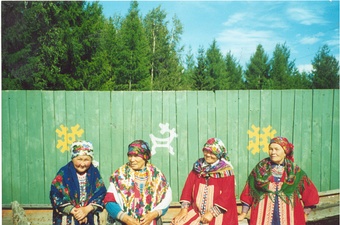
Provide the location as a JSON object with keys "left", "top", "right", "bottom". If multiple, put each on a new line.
{"left": 223, "top": 13, "right": 248, "bottom": 26}
{"left": 216, "top": 28, "right": 281, "bottom": 66}
{"left": 300, "top": 37, "right": 320, "bottom": 45}
{"left": 297, "top": 64, "right": 313, "bottom": 73}
{"left": 287, "top": 7, "right": 327, "bottom": 25}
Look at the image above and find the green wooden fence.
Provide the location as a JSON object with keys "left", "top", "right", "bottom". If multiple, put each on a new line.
{"left": 2, "top": 90, "right": 339, "bottom": 205}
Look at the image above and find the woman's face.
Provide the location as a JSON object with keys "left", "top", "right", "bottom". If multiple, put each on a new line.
{"left": 269, "top": 143, "right": 286, "bottom": 164}
{"left": 203, "top": 150, "right": 218, "bottom": 164}
{"left": 128, "top": 155, "right": 146, "bottom": 170}
{"left": 72, "top": 155, "right": 92, "bottom": 174}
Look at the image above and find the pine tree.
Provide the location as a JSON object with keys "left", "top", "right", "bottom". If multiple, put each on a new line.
{"left": 311, "top": 45, "right": 339, "bottom": 89}
{"left": 192, "top": 46, "right": 213, "bottom": 90}
{"left": 268, "top": 43, "right": 297, "bottom": 89}
{"left": 115, "top": 1, "right": 151, "bottom": 90}
{"left": 245, "top": 44, "right": 269, "bottom": 89}
{"left": 224, "top": 52, "right": 244, "bottom": 90}
{"left": 144, "top": 7, "right": 184, "bottom": 90}
{"left": 205, "top": 40, "right": 227, "bottom": 90}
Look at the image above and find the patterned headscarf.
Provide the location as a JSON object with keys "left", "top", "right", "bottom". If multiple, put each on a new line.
{"left": 202, "top": 138, "right": 228, "bottom": 160}
{"left": 71, "top": 141, "right": 94, "bottom": 159}
{"left": 269, "top": 136, "right": 294, "bottom": 162}
{"left": 127, "top": 140, "right": 151, "bottom": 161}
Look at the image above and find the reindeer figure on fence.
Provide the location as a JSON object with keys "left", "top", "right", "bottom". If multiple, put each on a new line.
{"left": 149, "top": 123, "right": 178, "bottom": 155}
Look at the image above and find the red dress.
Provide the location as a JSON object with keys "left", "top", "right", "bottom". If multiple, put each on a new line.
{"left": 240, "top": 158, "right": 319, "bottom": 225}
{"left": 178, "top": 168, "right": 238, "bottom": 225}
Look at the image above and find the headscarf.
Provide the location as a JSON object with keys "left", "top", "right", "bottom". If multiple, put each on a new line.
{"left": 193, "top": 138, "right": 234, "bottom": 178}
{"left": 202, "top": 137, "right": 228, "bottom": 160}
{"left": 71, "top": 141, "right": 94, "bottom": 159}
{"left": 269, "top": 136, "right": 294, "bottom": 162}
{"left": 127, "top": 140, "right": 151, "bottom": 160}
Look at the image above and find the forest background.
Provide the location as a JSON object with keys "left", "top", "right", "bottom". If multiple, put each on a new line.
{"left": 2, "top": 1, "right": 339, "bottom": 91}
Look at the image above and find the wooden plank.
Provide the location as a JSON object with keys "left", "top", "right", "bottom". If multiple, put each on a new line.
{"left": 187, "top": 91, "right": 200, "bottom": 165}
{"left": 111, "top": 91, "right": 125, "bottom": 171}
{"left": 26, "top": 91, "right": 44, "bottom": 203}
{"left": 270, "top": 90, "right": 282, "bottom": 135}
{"left": 65, "top": 91, "right": 86, "bottom": 158}
{"left": 292, "top": 90, "right": 304, "bottom": 164}
{"left": 9, "top": 91, "right": 21, "bottom": 203}
{"left": 16, "top": 91, "right": 29, "bottom": 204}
{"left": 299, "top": 90, "right": 313, "bottom": 173}
{"left": 123, "top": 92, "right": 138, "bottom": 157}
{"left": 259, "top": 90, "right": 273, "bottom": 160}
{"left": 237, "top": 90, "right": 250, "bottom": 196}
{"left": 320, "top": 90, "right": 333, "bottom": 191}
{"left": 174, "top": 91, "right": 189, "bottom": 201}
{"left": 311, "top": 90, "right": 323, "bottom": 189}
{"left": 2, "top": 91, "right": 12, "bottom": 204}
{"left": 207, "top": 91, "right": 216, "bottom": 138}
{"left": 248, "top": 90, "right": 261, "bottom": 170}
{"left": 84, "top": 91, "right": 100, "bottom": 147}
{"left": 280, "top": 90, "right": 295, "bottom": 139}
{"left": 331, "top": 90, "right": 339, "bottom": 189}
{"left": 154, "top": 91, "right": 172, "bottom": 181}
{"left": 165, "top": 91, "right": 177, "bottom": 188}
{"left": 42, "top": 91, "right": 57, "bottom": 204}
{"left": 215, "top": 91, "right": 228, "bottom": 149}
{"left": 54, "top": 91, "right": 69, "bottom": 168}
{"left": 98, "top": 91, "right": 113, "bottom": 184}
{"left": 132, "top": 91, "right": 143, "bottom": 139}
{"left": 197, "top": 91, "right": 209, "bottom": 147}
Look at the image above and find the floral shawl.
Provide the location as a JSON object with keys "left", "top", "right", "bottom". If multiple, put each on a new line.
{"left": 50, "top": 161, "right": 107, "bottom": 225}
{"left": 193, "top": 158, "right": 234, "bottom": 178}
{"left": 246, "top": 157, "right": 310, "bottom": 206}
{"left": 110, "top": 162, "right": 169, "bottom": 220}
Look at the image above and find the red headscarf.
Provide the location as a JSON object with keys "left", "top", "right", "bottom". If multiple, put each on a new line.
{"left": 269, "top": 136, "right": 295, "bottom": 162}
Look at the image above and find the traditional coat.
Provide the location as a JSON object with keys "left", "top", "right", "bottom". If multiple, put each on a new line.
{"left": 240, "top": 157, "right": 319, "bottom": 225}
{"left": 177, "top": 158, "right": 238, "bottom": 225}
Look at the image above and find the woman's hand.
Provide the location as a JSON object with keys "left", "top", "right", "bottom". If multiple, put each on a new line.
{"left": 121, "top": 215, "right": 140, "bottom": 225}
{"left": 71, "top": 205, "right": 93, "bottom": 222}
{"left": 238, "top": 212, "right": 247, "bottom": 221}
{"left": 79, "top": 217, "right": 88, "bottom": 224}
{"left": 200, "top": 211, "right": 213, "bottom": 224}
{"left": 140, "top": 211, "right": 158, "bottom": 225}
{"left": 171, "top": 208, "right": 188, "bottom": 224}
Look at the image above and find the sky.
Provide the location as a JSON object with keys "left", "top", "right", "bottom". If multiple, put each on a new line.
{"left": 98, "top": 0, "right": 339, "bottom": 73}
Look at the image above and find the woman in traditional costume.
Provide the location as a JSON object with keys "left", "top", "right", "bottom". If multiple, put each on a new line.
{"left": 238, "top": 136, "right": 319, "bottom": 225}
{"left": 104, "top": 140, "right": 172, "bottom": 225}
{"left": 50, "top": 141, "right": 107, "bottom": 225}
{"left": 172, "top": 138, "right": 238, "bottom": 225}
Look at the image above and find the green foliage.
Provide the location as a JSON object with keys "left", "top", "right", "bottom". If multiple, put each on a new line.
{"left": 115, "top": 1, "right": 151, "bottom": 91}
{"left": 245, "top": 44, "right": 270, "bottom": 89}
{"left": 224, "top": 52, "right": 244, "bottom": 90}
{"left": 1, "top": 1, "right": 337, "bottom": 90}
{"left": 311, "top": 45, "right": 339, "bottom": 89}
{"left": 192, "top": 46, "right": 214, "bottom": 90}
{"left": 268, "top": 43, "right": 297, "bottom": 89}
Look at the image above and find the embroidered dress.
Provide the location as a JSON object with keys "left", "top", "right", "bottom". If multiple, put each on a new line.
{"left": 104, "top": 162, "right": 171, "bottom": 225}
{"left": 177, "top": 158, "right": 238, "bottom": 225}
{"left": 240, "top": 157, "right": 319, "bottom": 225}
{"left": 50, "top": 161, "right": 107, "bottom": 225}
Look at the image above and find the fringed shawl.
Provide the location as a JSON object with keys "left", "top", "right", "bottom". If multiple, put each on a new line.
{"left": 246, "top": 157, "right": 311, "bottom": 206}
{"left": 50, "top": 161, "right": 107, "bottom": 225}
{"left": 193, "top": 158, "right": 234, "bottom": 178}
{"left": 110, "top": 162, "right": 169, "bottom": 220}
